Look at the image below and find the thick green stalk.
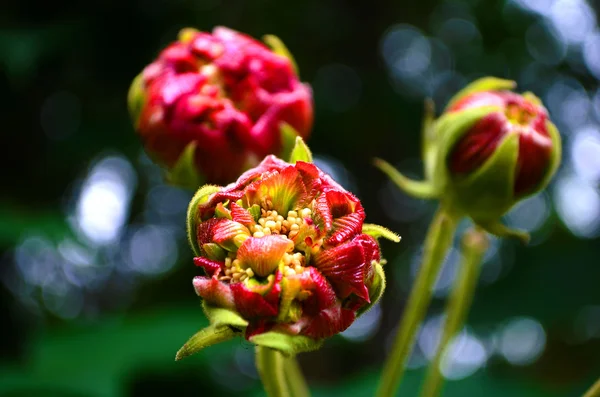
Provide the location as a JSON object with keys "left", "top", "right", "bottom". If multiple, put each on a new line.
{"left": 284, "top": 356, "right": 311, "bottom": 397}
{"left": 376, "top": 208, "right": 458, "bottom": 397}
{"left": 256, "top": 346, "right": 290, "bottom": 397}
{"left": 419, "top": 228, "right": 488, "bottom": 397}
{"left": 583, "top": 378, "right": 600, "bottom": 397}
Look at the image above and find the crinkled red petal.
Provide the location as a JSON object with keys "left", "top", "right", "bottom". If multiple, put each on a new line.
{"left": 193, "top": 276, "right": 235, "bottom": 308}
{"left": 245, "top": 165, "right": 306, "bottom": 214}
{"left": 230, "top": 282, "right": 279, "bottom": 319}
{"left": 314, "top": 240, "right": 369, "bottom": 301}
{"left": 302, "top": 305, "right": 356, "bottom": 339}
{"left": 197, "top": 218, "right": 222, "bottom": 247}
{"left": 237, "top": 235, "right": 293, "bottom": 277}
{"left": 326, "top": 212, "right": 365, "bottom": 246}
{"left": 229, "top": 201, "right": 255, "bottom": 227}
{"left": 212, "top": 219, "right": 249, "bottom": 248}
{"left": 193, "top": 256, "right": 223, "bottom": 277}
{"left": 299, "top": 267, "right": 337, "bottom": 316}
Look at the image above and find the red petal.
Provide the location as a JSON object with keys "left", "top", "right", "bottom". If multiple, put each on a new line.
{"left": 237, "top": 235, "right": 293, "bottom": 277}
{"left": 353, "top": 234, "right": 381, "bottom": 284}
{"left": 295, "top": 161, "right": 323, "bottom": 205}
{"left": 245, "top": 319, "right": 275, "bottom": 340}
{"left": 231, "top": 283, "right": 279, "bottom": 318}
{"left": 212, "top": 220, "right": 250, "bottom": 251}
{"left": 197, "top": 218, "right": 221, "bottom": 248}
{"left": 230, "top": 201, "right": 255, "bottom": 227}
{"left": 313, "top": 192, "right": 333, "bottom": 230}
{"left": 298, "top": 267, "right": 337, "bottom": 315}
{"left": 245, "top": 166, "right": 306, "bottom": 214}
{"left": 302, "top": 305, "right": 356, "bottom": 339}
{"left": 193, "top": 276, "right": 235, "bottom": 308}
{"left": 515, "top": 121, "right": 552, "bottom": 196}
{"left": 448, "top": 112, "right": 508, "bottom": 175}
{"left": 326, "top": 212, "right": 365, "bottom": 246}
{"left": 314, "top": 241, "right": 369, "bottom": 301}
{"left": 193, "top": 257, "right": 223, "bottom": 277}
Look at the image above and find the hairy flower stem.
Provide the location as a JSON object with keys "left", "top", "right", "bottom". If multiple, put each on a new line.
{"left": 256, "top": 346, "right": 290, "bottom": 397}
{"left": 420, "top": 228, "right": 488, "bottom": 397}
{"left": 376, "top": 207, "right": 458, "bottom": 397}
{"left": 583, "top": 378, "right": 600, "bottom": 397}
{"left": 284, "top": 357, "right": 311, "bottom": 397}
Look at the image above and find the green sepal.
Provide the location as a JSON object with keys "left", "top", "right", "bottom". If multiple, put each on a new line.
{"left": 362, "top": 223, "right": 401, "bottom": 243}
{"left": 248, "top": 204, "right": 261, "bottom": 222}
{"left": 449, "top": 132, "right": 519, "bottom": 223}
{"left": 445, "top": 77, "right": 516, "bottom": 110}
{"left": 263, "top": 35, "right": 299, "bottom": 76}
{"left": 127, "top": 73, "right": 145, "bottom": 128}
{"left": 421, "top": 99, "right": 438, "bottom": 181}
{"left": 214, "top": 202, "right": 232, "bottom": 219}
{"left": 373, "top": 158, "right": 438, "bottom": 199}
{"left": 175, "top": 324, "right": 236, "bottom": 361}
{"left": 478, "top": 221, "right": 530, "bottom": 245}
{"left": 202, "top": 243, "right": 227, "bottom": 262}
{"left": 433, "top": 105, "right": 500, "bottom": 192}
{"left": 249, "top": 331, "right": 323, "bottom": 357}
{"left": 289, "top": 136, "right": 313, "bottom": 164}
{"left": 279, "top": 122, "right": 300, "bottom": 162}
{"left": 165, "top": 142, "right": 205, "bottom": 190}
{"left": 357, "top": 261, "right": 386, "bottom": 317}
{"left": 203, "top": 302, "right": 249, "bottom": 329}
{"left": 186, "top": 184, "right": 221, "bottom": 256}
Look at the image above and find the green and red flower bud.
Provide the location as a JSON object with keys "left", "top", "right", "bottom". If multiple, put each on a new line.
{"left": 433, "top": 78, "right": 562, "bottom": 224}
{"left": 187, "top": 156, "right": 389, "bottom": 348}
{"left": 128, "top": 27, "right": 313, "bottom": 185}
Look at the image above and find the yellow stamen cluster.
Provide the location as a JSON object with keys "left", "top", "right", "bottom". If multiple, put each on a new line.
{"left": 216, "top": 204, "right": 323, "bottom": 283}
{"left": 251, "top": 208, "right": 313, "bottom": 238}
{"left": 220, "top": 256, "right": 254, "bottom": 282}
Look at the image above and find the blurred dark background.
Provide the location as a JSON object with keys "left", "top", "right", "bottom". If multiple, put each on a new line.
{"left": 2, "top": 0, "right": 600, "bottom": 396}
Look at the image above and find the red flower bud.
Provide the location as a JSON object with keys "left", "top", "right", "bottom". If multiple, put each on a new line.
{"left": 129, "top": 27, "right": 313, "bottom": 184}
{"left": 188, "top": 156, "right": 384, "bottom": 340}
{"left": 447, "top": 91, "right": 555, "bottom": 196}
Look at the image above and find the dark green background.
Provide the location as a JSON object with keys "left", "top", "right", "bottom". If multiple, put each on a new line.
{"left": 2, "top": 0, "right": 600, "bottom": 396}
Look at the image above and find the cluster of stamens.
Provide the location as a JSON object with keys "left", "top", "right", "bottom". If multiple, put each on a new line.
{"left": 216, "top": 206, "right": 321, "bottom": 283}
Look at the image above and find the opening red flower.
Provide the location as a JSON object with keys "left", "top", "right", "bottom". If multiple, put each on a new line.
{"left": 188, "top": 156, "right": 387, "bottom": 342}
{"left": 129, "top": 27, "right": 313, "bottom": 185}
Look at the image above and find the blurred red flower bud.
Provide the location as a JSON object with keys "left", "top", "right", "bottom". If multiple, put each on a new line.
{"left": 129, "top": 27, "right": 313, "bottom": 184}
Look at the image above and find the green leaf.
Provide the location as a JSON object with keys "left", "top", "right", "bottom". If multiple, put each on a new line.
{"left": 289, "top": 136, "right": 313, "bottom": 164}
{"left": 279, "top": 122, "right": 299, "bottom": 162}
{"left": 186, "top": 184, "right": 221, "bottom": 256}
{"left": 445, "top": 77, "right": 516, "bottom": 110}
{"left": 373, "top": 158, "right": 438, "bottom": 199}
{"left": 203, "top": 302, "right": 249, "bottom": 328}
{"left": 362, "top": 223, "right": 401, "bottom": 243}
{"left": 175, "top": 325, "right": 236, "bottom": 361}
{"left": 165, "top": 142, "right": 205, "bottom": 190}
{"left": 263, "top": 34, "right": 299, "bottom": 75}
{"left": 357, "top": 262, "right": 386, "bottom": 317}
{"left": 250, "top": 332, "right": 323, "bottom": 357}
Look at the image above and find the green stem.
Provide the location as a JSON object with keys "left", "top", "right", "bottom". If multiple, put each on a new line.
{"left": 284, "top": 356, "right": 311, "bottom": 397}
{"left": 583, "top": 378, "right": 600, "bottom": 397}
{"left": 376, "top": 207, "right": 459, "bottom": 397}
{"left": 256, "top": 346, "right": 290, "bottom": 397}
{"left": 419, "top": 228, "right": 488, "bottom": 397}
